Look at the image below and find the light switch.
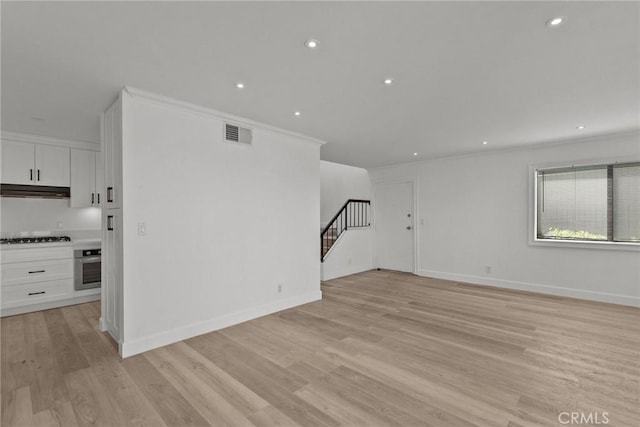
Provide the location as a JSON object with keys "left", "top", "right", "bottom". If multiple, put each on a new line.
{"left": 138, "top": 222, "right": 146, "bottom": 236}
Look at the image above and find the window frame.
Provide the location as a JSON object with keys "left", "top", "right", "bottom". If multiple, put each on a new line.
{"left": 529, "top": 157, "right": 640, "bottom": 251}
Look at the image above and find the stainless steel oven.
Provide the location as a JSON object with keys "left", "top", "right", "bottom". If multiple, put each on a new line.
{"left": 74, "top": 248, "right": 101, "bottom": 291}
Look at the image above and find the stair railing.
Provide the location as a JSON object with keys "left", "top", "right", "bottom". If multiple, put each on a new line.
{"left": 321, "top": 199, "right": 371, "bottom": 262}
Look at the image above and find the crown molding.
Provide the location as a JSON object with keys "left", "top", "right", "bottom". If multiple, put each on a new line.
{"left": 0, "top": 130, "right": 100, "bottom": 151}
{"left": 122, "top": 86, "right": 327, "bottom": 147}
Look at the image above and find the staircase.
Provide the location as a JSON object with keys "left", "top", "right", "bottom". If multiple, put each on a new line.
{"left": 321, "top": 199, "right": 371, "bottom": 262}
{"left": 321, "top": 227, "right": 339, "bottom": 256}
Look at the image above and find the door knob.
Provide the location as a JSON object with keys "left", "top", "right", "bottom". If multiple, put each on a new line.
{"left": 406, "top": 226, "right": 412, "bottom": 230}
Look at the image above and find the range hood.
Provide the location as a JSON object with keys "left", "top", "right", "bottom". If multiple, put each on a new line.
{"left": 1, "top": 184, "right": 71, "bottom": 199}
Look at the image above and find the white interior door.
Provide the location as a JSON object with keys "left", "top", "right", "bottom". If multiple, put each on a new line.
{"left": 375, "top": 181, "right": 415, "bottom": 273}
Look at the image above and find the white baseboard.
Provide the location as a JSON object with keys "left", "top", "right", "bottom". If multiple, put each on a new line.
{"left": 120, "top": 290, "right": 322, "bottom": 358}
{"left": 418, "top": 269, "right": 640, "bottom": 307}
{"left": 322, "top": 263, "right": 373, "bottom": 281}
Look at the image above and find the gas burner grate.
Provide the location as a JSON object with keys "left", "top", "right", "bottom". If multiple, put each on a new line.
{"left": 1, "top": 236, "right": 72, "bottom": 245}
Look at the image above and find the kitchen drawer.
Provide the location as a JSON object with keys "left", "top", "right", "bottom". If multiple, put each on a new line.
{"left": 1, "top": 246, "right": 72, "bottom": 264}
{"left": 1, "top": 279, "right": 72, "bottom": 309}
{"left": 1, "top": 259, "right": 73, "bottom": 286}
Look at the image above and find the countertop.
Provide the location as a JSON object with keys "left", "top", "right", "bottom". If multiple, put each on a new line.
{"left": 72, "top": 238, "right": 102, "bottom": 250}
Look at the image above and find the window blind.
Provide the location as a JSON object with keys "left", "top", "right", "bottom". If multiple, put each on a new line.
{"left": 537, "top": 167, "right": 608, "bottom": 240}
{"left": 613, "top": 164, "right": 640, "bottom": 242}
{"left": 536, "top": 162, "right": 640, "bottom": 243}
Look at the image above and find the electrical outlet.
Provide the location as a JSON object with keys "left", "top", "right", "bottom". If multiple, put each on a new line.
{"left": 56, "top": 221, "right": 63, "bottom": 229}
{"left": 485, "top": 265, "right": 492, "bottom": 274}
{"left": 348, "top": 257, "right": 352, "bottom": 265}
{"left": 138, "top": 222, "right": 146, "bottom": 236}
{"left": 277, "top": 284, "right": 282, "bottom": 293}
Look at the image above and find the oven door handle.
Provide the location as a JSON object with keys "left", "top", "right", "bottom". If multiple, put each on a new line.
{"left": 77, "top": 256, "right": 101, "bottom": 263}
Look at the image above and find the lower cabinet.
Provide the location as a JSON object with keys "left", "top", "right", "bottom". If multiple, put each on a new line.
{"left": 103, "top": 209, "right": 123, "bottom": 344}
{"left": 2, "top": 279, "right": 72, "bottom": 308}
{"left": 0, "top": 246, "right": 74, "bottom": 315}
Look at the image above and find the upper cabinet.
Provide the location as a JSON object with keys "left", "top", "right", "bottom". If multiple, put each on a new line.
{"left": 102, "top": 97, "right": 122, "bottom": 208}
{"left": 70, "top": 149, "right": 103, "bottom": 207}
{"left": 1, "top": 141, "right": 70, "bottom": 187}
{"left": 1, "top": 141, "right": 34, "bottom": 185}
{"left": 35, "top": 144, "right": 71, "bottom": 186}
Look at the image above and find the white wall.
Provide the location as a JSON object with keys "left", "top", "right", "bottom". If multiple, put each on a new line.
{"left": 320, "top": 160, "right": 371, "bottom": 225}
{"left": 321, "top": 229, "right": 373, "bottom": 281}
{"left": 119, "top": 92, "right": 323, "bottom": 355}
{"left": 1, "top": 198, "right": 101, "bottom": 235}
{"left": 370, "top": 132, "right": 640, "bottom": 306}
{"left": 320, "top": 160, "right": 373, "bottom": 280}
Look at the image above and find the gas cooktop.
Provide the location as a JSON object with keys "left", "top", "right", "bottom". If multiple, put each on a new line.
{"left": 0, "top": 236, "right": 72, "bottom": 245}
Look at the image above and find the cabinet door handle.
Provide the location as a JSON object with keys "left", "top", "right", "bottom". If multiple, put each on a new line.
{"left": 37, "top": 169, "right": 41, "bottom": 181}
{"left": 107, "top": 187, "right": 114, "bottom": 203}
{"left": 28, "top": 291, "right": 46, "bottom": 296}
{"left": 97, "top": 193, "right": 100, "bottom": 204}
{"left": 107, "top": 215, "right": 114, "bottom": 231}
{"left": 92, "top": 193, "right": 95, "bottom": 204}
{"left": 30, "top": 169, "right": 33, "bottom": 181}
{"left": 28, "top": 270, "right": 46, "bottom": 274}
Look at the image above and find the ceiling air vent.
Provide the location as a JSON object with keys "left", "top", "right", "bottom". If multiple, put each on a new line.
{"left": 224, "top": 122, "right": 252, "bottom": 144}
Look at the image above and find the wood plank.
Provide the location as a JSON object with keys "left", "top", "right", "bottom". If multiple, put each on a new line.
{"left": 43, "top": 309, "right": 90, "bottom": 375}
{"left": 247, "top": 405, "right": 300, "bottom": 427}
{"left": 121, "top": 354, "right": 210, "bottom": 426}
{"left": 32, "top": 401, "right": 79, "bottom": 427}
{"left": 29, "top": 337, "right": 70, "bottom": 414}
{"left": 163, "top": 342, "right": 270, "bottom": 416}
{"left": 1, "top": 386, "right": 34, "bottom": 427}
{"left": 186, "top": 334, "right": 340, "bottom": 427}
{"left": 92, "top": 359, "right": 167, "bottom": 427}
{"left": 145, "top": 346, "right": 254, "bottom": 426}
{"left": 66, "top": 367, "right": 128, "bottom": 427}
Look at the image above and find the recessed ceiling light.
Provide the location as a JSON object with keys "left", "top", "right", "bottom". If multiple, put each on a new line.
{"left": 294, "top": 111, "right": 301, "bottom": 116}
{"left": 305, "top": 39, "right": 318, "bottom": 49}
{"left": 576, "top": 125, "right": 585, "bottom": 130}
{"left": 413, "top": 152, "right": 418, "bottom": 156}
{"left": 482, "top": 141, "right": 488, "bottom": 145}
{"left": 384, "top": 78, "right": 393, "bottom": 85}
{"left": 236, "top": 83, "right": 245, "bottom": 89}
{"left": 546, "top": 17, "right": 564, "bottom": 27}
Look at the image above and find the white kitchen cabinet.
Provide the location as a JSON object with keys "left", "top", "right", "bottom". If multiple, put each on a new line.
{"left": 102, "top": 208, "right": 123, "bottom": 343}
{"left": 100, "top": 94, "right": 124, "bottom": 351}
{"left": 70, "top": 148, "right": 103, "bottom": 207}
{"left": 2, "top": 259, "right": 73, "bottom": 286}
{"left": 95, "top": 151, "right": 104, "bottom": 206}
{"left": 35, "top": 144, "right": 70, "bottom": 186}
{"left": 2, "top": 280, "right": 72, "bottom": 308}
{"left": 1, "top": 140, "right": 35, "bottom": 185}
{"left": 1, "top": 140, "right": 70, "bottom": 186}
{"left": 1, "top": 246, "right": 73, "bottom": 315}
{"left": 102, "top": 98, "right": 122, "bottom": 208}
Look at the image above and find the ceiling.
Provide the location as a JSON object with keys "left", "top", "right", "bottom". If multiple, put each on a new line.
{"left": 2, "top": 1, "right": 638, "bottom": 168}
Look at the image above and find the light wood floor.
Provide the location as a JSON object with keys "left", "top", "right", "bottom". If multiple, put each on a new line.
{"left": 2, "top": 270, "right": 639, "bottom": 426}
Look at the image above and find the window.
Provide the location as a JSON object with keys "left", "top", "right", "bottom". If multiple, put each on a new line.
{"left": 534, "top": 162, "right": 639, "bottom": 245}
